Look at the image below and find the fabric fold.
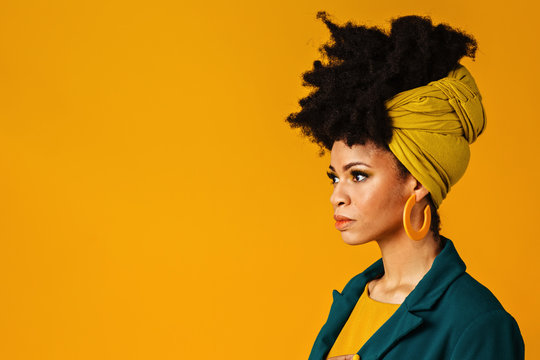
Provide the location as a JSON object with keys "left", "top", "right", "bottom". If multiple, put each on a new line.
{"left": 384, "top": 65, "right": 487, "bottom": 208}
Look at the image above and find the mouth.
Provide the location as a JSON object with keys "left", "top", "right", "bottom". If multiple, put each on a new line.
{"left": 335, "top": 219, "right": 355, "bottom": 230}
{"left": 334, "top": 214, "right": 353, "bottom": 221}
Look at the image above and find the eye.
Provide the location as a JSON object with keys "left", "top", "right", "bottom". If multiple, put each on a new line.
{"left": 351, "top": 170, "right": 368, "bottom": 182}
{"left": 326, "top": 171, "right": 339, "bottom": 184}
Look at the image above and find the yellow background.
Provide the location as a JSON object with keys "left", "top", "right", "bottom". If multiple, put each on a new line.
{"left": 0, "top": 0, "right": 538, "bottom": 358}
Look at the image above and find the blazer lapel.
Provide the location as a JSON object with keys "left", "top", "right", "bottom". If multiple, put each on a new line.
{"left": 357, "top": 307, "right": 423, "bottom": 360}
{"left": 308, "top": 258, "right": 384, "bottom": 360}
{"left": 308, "top": 236, "right": 467, "bottom": 360}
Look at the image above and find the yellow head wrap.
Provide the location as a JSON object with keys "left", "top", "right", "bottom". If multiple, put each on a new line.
{"left": 385, "top": 65, "right": 487, "bottom": 209}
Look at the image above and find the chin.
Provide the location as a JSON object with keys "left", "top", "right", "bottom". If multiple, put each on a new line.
{"left": 340, "top": 231, "right": 370, "bottom": 245}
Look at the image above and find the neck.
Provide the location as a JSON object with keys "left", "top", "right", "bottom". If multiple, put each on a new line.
{"left": 375, "top": 232, "right": 441, "bottom": 288}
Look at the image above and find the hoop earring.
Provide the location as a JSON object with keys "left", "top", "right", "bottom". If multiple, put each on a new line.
{"left": 403, "top": 193, "right": 431, "bottom": 241}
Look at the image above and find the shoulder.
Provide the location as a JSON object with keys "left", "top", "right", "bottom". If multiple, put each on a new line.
{"left": 445, "top": 274, "right": 525, "bottom": 358}
{"left": 433, "top": 272, "right": 524, "bottom": 358}
{"left": 445, "top": 272, "right": 522, "bottom": 330}
{"left": 429, "top": 270, "right": 522, "bottom": 334}
{"left": 443, "top": 271, "right": 507, "bottom": 315}
{"left": 449, "top": 307, "right": 525, "bottom": 359}
{"left": 442, "top": 272, "right": 523, "bottom": 344}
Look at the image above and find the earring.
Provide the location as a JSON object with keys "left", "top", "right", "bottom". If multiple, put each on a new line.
{"left": 403, "top": 193, "right": 431, "bottom": 241}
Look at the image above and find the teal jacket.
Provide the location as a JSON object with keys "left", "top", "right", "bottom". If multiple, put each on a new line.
{"left": 308, "top": 236, "right": 525, "bottom": 360}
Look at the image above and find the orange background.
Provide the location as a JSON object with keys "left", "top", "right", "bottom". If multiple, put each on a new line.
{"left": 0, "top": 1, "right": 538, "bottom": 359}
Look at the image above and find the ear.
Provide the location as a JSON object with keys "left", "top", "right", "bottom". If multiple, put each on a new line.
{"left": 412, "top": 178, "right": 431, "bottom": 204}
{"left": 403, "top": 173, "right": 430, "bottom": 204}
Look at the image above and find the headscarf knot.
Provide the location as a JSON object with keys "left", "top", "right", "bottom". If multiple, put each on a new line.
{"left": 384, "top": 65, "right": 487, "bottom": 208}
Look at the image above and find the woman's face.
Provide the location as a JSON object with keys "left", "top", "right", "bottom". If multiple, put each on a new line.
{"left": 328, "top": 140, "right": 414, "bottom": 245}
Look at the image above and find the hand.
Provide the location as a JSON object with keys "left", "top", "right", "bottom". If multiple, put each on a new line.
{"left": 327, "top": 355, "right": 357, "bottom": 360}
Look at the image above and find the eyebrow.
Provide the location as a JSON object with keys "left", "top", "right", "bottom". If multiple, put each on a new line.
{"left": 328, "top": 162, "right": 371, "bottom": 172}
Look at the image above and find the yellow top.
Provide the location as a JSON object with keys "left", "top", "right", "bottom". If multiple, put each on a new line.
{"left": 326, "top": 282, "right": 401, "bottom": 359}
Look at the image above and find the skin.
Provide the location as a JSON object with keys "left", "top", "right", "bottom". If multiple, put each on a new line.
{"left": 326, "top": 139, "right": 441, "bottom": 360}
{"left": 327, "top": 356, "right": 356, "bottom": 360}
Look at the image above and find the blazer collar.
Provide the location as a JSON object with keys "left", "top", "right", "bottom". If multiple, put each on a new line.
{"left": 308, "top": 235, "right": 466, "bottom": 360}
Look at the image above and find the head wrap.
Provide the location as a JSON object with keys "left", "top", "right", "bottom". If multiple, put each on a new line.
{"left": 385, "top": 65, "right": 487, "bottom": 209}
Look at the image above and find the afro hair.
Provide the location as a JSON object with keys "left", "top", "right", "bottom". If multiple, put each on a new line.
{"left": 286, "top": 12, "right": 478, "bottom": 156}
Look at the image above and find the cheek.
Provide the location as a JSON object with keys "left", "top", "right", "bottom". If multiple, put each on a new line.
{"left": 354, "top": 182, "right": 387, "bottom": 206}
{"left": 353, "top": 180, "right": 403, "bottom": 216}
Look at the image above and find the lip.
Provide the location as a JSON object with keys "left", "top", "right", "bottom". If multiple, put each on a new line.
{"left": 334, "top": 214, "right": 355, "bottom": 231}
{"left": 335, "top": 219, "right": 354, "bottom": 231}
{"left": 334, "top": 214, "right": 353, "bottom": 221}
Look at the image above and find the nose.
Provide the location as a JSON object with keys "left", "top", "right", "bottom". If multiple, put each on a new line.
{"left": 330, "top": 182, "right": 350, "bottom": 208}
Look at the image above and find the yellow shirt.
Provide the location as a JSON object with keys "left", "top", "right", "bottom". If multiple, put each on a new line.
{"left": 326, "top": 282, "right": 401, "bottom": 358}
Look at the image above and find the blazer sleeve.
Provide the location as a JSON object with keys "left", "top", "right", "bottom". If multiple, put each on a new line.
{"left": 450, "top": 309, "right": 525, "bottom": 360}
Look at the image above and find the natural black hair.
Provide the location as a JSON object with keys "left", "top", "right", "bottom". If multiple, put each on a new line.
{"left": 286, "top": 12, "right": 477, "bottom": 248}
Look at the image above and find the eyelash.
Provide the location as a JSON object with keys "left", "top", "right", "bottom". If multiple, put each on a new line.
{"left": 326, "top": 170, "right": 368, "bottom": 184}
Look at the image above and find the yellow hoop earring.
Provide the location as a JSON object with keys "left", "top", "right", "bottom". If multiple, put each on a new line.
{"left": 403, "top": 193, "right": 431, "bottom": 241}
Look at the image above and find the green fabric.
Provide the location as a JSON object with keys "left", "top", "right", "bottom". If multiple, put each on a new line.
{"left": 385, "top": 65, "right": 487, "bottom": 208}
{"left": 308, "top": 236, "right": 524, "bottom": 360}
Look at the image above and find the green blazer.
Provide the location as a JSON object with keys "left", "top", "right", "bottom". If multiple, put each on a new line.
{"left": 308, "top": 235, "right": 525, "bottom": 360}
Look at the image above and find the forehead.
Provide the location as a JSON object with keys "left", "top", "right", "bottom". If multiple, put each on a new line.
{"left": 331, "top": 140, "right": 389, "bottom": 163}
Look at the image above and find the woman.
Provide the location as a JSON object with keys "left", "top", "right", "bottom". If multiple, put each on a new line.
{"left": 286, "top": 12, "right": 525, "bottom": 360}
